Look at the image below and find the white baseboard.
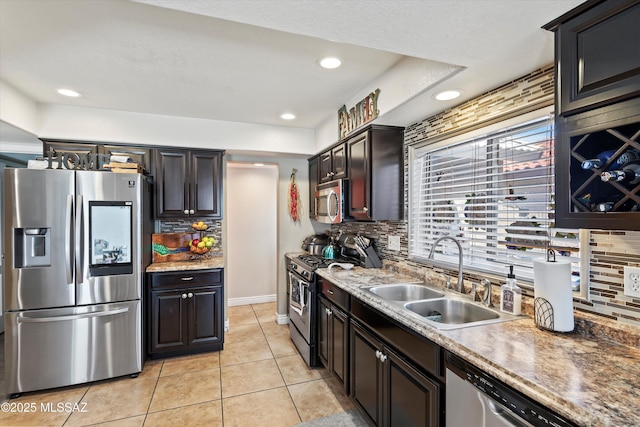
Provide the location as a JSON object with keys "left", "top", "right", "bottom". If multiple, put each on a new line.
{"left": 228, "top": 294, "right": 277, "bottom": 306}
{"left": 276, "top": 313, "right": 289, "bottom": 325}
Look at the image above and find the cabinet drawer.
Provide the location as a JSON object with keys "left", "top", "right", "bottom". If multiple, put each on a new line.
{"left": 321, "top": 279, "right": 350, "bottom": 311}
{"left": 351, "top": 298, "right": 443, "bottom": 380}
{"left": 149, "top": 269, "right": 223, "bottom": 290}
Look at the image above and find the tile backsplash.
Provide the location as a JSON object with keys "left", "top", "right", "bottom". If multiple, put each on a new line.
{"left": 157, "top": 219, "right": 223, "bottom": 253}
{"left": 332, "top": 65, "right": 640, "bottom": 327}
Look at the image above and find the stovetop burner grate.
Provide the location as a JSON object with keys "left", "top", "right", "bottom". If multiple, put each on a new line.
{"left": 296, "top": 254, "right": 357, "bottom": 270}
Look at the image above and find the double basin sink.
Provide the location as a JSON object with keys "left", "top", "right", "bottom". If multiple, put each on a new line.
{"left": 361, "top": 283, "right": 522, "bottom": 330}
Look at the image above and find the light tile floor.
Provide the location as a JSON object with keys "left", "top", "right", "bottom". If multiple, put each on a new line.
{"left": 0, "top": 302, "right": 355, "bottom": 426}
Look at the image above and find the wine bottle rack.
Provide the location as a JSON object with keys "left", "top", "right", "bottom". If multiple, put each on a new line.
{"left": 569, "top": 122, "right": 640, "bottom": 213}
{"left": 555, "top": 97, "right": 640, "bottom": 230}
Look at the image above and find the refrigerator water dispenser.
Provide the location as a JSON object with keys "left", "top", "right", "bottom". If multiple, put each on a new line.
{"left": 14, "top": 228, "right": 51, "bottom": 268}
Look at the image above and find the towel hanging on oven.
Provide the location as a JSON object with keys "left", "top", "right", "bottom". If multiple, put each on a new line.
{"left": 290, "top": 279, "right": 306, "bottom": 316}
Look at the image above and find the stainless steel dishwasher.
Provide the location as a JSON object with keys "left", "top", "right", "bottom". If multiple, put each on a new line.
{"left": 445, "top": 352, "right": 576, "bottom": 427}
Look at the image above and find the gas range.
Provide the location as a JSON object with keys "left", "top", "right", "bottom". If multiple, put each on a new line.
{"left": 289, "top": 254, "right": 356, "bottom": 281}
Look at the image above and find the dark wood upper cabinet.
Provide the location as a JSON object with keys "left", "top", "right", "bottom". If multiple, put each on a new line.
{"left": 42, "top": 140, "right": 100, "bottom": 158}
{"left": 544, "top": 0, "right": 640, "bottom": 116}
{"left": 191, "top": 151, "right": 223, "bottom": 217}
{"left": 308, "top": 124, "right": 404, "bottom": 223}
{"left": 101, "top": 144, "right": 153, "bottom": 173}
{"left": 154, "top": 148, "right": 223, "bottom": 219}
{"left": 545, "top": 0, "right": 640, "bottom": 230}
{"left": 346, "top": 125, "right": 404, "bottom": 221}
{"left": 319, "top": 142, "right": 347, "bottom": 183}
{"left": 154, "top": 149, "right": 189, "bottom": 217}
{"left": 308, "top": 156, "right": 319, "bottom": 218}
{"left": 42, "top": 139, "right": 153, "bottom": 172}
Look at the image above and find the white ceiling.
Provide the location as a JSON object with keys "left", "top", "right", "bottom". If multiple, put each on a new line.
{"left": 0, "top": 0, "right": 584, "bottom": 135}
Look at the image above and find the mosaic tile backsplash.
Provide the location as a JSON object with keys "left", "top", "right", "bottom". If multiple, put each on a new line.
{"left": 333, "top": 65, "right": 640, "bottom": 327}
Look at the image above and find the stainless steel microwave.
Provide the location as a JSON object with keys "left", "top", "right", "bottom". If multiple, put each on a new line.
{"left": 315, "top": 179, "right": 345, "bottom": 224}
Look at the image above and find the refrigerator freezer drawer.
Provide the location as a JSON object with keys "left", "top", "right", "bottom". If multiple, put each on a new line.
{"left": 4, "top": 301, "right": 142, "bottom": 395}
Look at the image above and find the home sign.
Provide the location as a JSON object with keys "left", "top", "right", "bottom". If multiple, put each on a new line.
{"left": 45, "top": 150, "right": 111, "bottom": 171}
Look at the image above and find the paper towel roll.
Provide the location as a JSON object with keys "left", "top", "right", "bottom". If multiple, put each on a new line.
{"left": 533, "top": 258, "right": 574, "bottom": 332}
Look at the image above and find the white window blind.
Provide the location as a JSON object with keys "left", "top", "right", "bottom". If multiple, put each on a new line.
{"left": 409, "top": 116, "right": 581, "bottom": 283}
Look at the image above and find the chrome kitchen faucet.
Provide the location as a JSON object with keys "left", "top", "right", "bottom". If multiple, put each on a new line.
{"left": 428, "top": 236, "right": 464, "bottom": 293}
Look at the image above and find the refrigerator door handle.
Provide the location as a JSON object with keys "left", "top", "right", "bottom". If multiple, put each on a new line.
{"left": 16, "top": 307, "right": 130, "bottom": 323}
{"left": 75, "top": 195, "right": 84, "bottom": 280}
{"left": 65, "top": 194, "right": 74, "bottom": 284}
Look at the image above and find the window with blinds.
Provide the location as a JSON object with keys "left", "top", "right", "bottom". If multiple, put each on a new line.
{"left": 408, "top": 115, "right": 582, "bottom": 284}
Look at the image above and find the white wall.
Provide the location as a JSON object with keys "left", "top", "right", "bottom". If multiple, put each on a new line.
{"left": 0, "top": 80, "right": 39, "bottom": 135}
{"left": 226, "top": 162, "right": 278, "bottom": 305}
{"left": 226, "top": 153, "right": 329, "bottom": 317}
{"left": 314, "top": 56, "right": 462, "bottom": 151}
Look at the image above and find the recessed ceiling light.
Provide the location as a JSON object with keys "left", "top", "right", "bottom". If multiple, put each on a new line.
{"left": 434, "top": 90, "right": 461, "bottom": 101}
{"left": 319, "top": 57, "right": 341, "bottom": 69}
{"left": 280, "top": 113, "right": 296, "bottom": 120}
{"left": 254, "top": 163, "right": 265, "bottom": 167}
{"left": 57, "top": 88, "right": 81, "bottom": 97}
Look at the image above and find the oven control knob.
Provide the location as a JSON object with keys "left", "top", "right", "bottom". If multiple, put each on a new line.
{"left": 289, "top": 262, "right": 296, "bottom": 271}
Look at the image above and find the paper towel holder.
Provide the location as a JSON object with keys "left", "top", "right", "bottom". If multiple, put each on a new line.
{"left": 534, "top": 297, "right": 555, "bottom": 331}
{"left": 546, "top": 248, "right": 556, "bottom": 263}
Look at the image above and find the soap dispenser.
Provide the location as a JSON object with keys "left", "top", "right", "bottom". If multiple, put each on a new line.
{"left": 500, "top": 266, "right": 522, "bottom": 315}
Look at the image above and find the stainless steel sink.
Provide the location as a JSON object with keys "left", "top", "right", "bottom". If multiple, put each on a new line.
{"left": 365, "top": 284, "right": 444, "bottom": 302}
{"left": 361, "top": 281, "right": 524, "bottom": 330}
{"left": 405, "top": 298, "right": 499, "bottom": 323}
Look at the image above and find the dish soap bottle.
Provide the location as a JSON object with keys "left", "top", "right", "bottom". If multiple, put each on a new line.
{"left": 500, "top": 266, "right": 522, "bottom": 315}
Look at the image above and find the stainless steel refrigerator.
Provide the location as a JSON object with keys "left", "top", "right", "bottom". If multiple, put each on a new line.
{"left": 3, "top": 168, "right": 152, "bottom": 396}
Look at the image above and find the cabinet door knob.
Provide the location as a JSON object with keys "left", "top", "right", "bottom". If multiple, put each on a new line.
{"left": 375, "top": 350, "right": 381, "bottom": 360}
{"left": 183, "top": 209, "right": 189, "bottom": 215}
{"left": 188, "top": 292, "right": 193, "bottom": 298}
{"left": 189, "top": 209, "right": 195, "bottom": 215}
{"left": 379, "top": 353, "right": 387, "bottom": 363}
{"left": 181, "top": 293, "right": 187, "bottom": 299}
{"left": 363, "top": 206, "right": 368, "bottom": 212}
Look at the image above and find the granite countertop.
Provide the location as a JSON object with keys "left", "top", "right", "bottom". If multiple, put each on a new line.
{"left": 316, "top": 266, "right": 640, "bottom": 427}
{"left": 146, "top": 256, "right": 224, "bottom": 272}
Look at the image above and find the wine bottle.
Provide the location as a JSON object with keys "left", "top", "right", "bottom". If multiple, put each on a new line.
{"left": 601, "top": 160, "right": 640, "bottom": 185}
{"left": 581, "top": 149, "right": 640, "bottom": 170}
{"left": 581, "top": 150, "right": 615, "bottom": 169}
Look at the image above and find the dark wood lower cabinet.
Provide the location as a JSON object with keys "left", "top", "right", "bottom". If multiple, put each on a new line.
{"left": 351, "top": 321, "right": 384, "bottom": 425}
{"left": 350, "top": 321, "right": 441, "bottom": 427}
{"left": 386, "top": 349, "right": 440, "bottom": 426}
{"left": 148, "top": 269, "right": 224, "bottom": 358}
{"left": 151, "top": 290, "right": 188, "bottom": 352}
{"left": 318, "top": 296, "right": 349, "bottom": 392}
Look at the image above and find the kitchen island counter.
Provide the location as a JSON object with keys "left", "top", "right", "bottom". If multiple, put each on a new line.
{"left": 317, "top": 266, "right": 640, "bottom": 427}
{"left": 146, "top": 256, "right": 224, "bottom": 273}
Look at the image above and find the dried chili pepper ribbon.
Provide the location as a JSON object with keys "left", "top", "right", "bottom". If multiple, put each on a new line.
{"left": 288, "top": 168, "right": 301, "bottom": 222}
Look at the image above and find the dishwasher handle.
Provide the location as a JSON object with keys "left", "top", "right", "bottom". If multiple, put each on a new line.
{"left": 482, "top": 394, "right": 532, "bottom": 427}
